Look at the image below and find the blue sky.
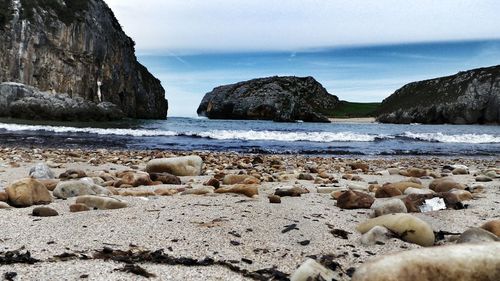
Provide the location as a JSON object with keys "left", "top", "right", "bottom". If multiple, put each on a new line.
{"left": 105, "top": 1, "right": 500, "bottom": 117}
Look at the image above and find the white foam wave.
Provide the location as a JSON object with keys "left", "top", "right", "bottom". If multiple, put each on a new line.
{"left": 0, "top": 123, "right": 178, "bottom": 137}
{"left": 196, "top": 130, "right": 379, "bottom": 142}
{"left": 0, "top": 123, "right": 380, "bottom": 142}
{"left": 403, "top": 132, "right": 500, "bottom": 144}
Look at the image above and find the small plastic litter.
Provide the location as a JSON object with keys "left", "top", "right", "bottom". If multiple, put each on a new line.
{"left": 419, "top": 197, "right": 446, "bottom": 212}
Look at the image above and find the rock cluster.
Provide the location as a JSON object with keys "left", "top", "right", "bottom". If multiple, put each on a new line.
{"left": 197, "top": 76, "right": 339, "bottom": 122}
{"left": 0, "top": 148, "right": 499, "bottom": 280}
{"left": 377, "top": 65, "right": 500, "bottom": 124}
{"left": 0, "top": 83, "right": 124, "bottom": 121}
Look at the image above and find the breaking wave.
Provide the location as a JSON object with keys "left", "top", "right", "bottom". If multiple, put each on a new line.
{"left": 401, "top": 132, "right": 500, "bottom": 144}
{"left": 0, "top": 123, "right": 499, "bottom": 144}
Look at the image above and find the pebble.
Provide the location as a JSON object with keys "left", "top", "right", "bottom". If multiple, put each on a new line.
{"left": 215, "top": 184, "right": 259, "bottom": 197}
{"left": 347, "top": 183, "right": 368, "bottom": 191}
{"left": 0, "top": 202, "right": 11, "bottom": 209}
{"left": 53, "top": 180, "right": 111, "bottom": 199}
{"left": 274, "top": 186, "right": 309, "bottom": 197}
{"left": 59, "top": 169, "right": 87, "bottom": 180}
{"left": 337, "top": 190, "right": 374, "bottom": 209}
{"left": 146, "top": 155, "right": 203, "bottom": 176}
{"left": 75, "top": 195, "right": 127, "bottom": 210}
{"left": 370, "top": 198, "right": 407, "bottom": 217}
{"left": 349, "top": 162, "right": 369, "bottom": 172}
{"left": 384, "top": 181, "right": 423, "bottom": 193}
{"left": 222, "top": 174, "right": 260, "bottom": 185}
{"left": 475, "top": 175, "right": 493, "bottom": 182}
{"left": 452, "top": 167, "right": 469, "bottom": 175}
{"left": 352, "top": 243, "right": 500, "bottom": 281}
{"left": 203, "top": 178, "right": 220, "bottom": 188}
{"left": 375, "top": 185, "right": 403, "bottom": 198}
{"left": 404, "top": 187, "right": 433, "bottom": 195}
{"left": 149, "top": 172, "right": 181, "bottom": 185}
{"left": 356, "top": 213, "right": 435, "bottom": 246}
{"left": 29, "top": 163, "right": 55, "bottom": 179}
{"left": 297, "top": 173, "right": 314, "bottom": 180}
{"left": 37, "top": 179, "right": 60, "bottom": 191}
{"left": 69, "top": 203, "right": 91, "bottom": 213}
{"left": 154, "top": 188, "right": 181, "bottom": 196}
{"left": 401, "top": 168, "right": 428, "bottom": 177}
{"left": 32, "top": 206, "right": 59, "bottom": 217}
{"left": 429, "top": 178, "right": 465, "bottom": 192}
{"left": 360, "top": 225, "right": 392, "bottom": 245}
{"left": 6, "top": 178, "right": 53, "bottom": 207}
{"left": 0, "top": 191, "right": 8, "bottom": 202}
{"left": 457, "top": 228, "right": 499, "bottom": 243}
{"left": 114, "top": 171, "right": 153, "bottom": 187}
{"left": 268, "top": 195, "right": 281, "bottom": 204}
{"left": 481, "top": 220, "right": 500, "bottom": 237}
{"left": 316, "top": 186, "right": 336, "bottom": 194}
{"left": 290, "top": 259, "right": 340, "bottom": 281}
{"left": 118, "top": 190, "right": 156, "bottom": 197}
{"left": 181, "top": 187, "right": 214, "bottom": 195}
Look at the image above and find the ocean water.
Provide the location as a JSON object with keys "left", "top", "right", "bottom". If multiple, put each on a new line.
{"left": 0, "top": 117, "right": 499, "bottom": 156}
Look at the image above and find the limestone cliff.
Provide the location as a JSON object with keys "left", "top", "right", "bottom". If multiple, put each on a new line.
{"left": 377, "top": 65, "right": 500, "bottom": 124}
{"left": 197, "top": 76, "right": 339, "bottom": 123}
{"left": 0, "top": 0, "right": 167, "bottom": 119}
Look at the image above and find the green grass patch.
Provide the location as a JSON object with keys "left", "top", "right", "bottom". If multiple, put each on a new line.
{"left": 320, "top": 101, "right": 381, "bottom": 118}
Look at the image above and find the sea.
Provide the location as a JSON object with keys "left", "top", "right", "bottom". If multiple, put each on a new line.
{"left": 0, "top": 117, "right": 499, "bottom": 157}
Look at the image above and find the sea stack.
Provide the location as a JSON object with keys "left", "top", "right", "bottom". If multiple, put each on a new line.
{"left": 197, "top": 76, "right": 339, "bottom": 122}
{"left": 0, "top": 0, "right": 167, "bottom": 120}
{"left": 377, "top": 65, "right": 500, "bottom": 124}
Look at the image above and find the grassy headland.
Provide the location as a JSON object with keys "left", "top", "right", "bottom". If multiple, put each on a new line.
{"left": 320, "top": 101, "right": 380, "bottom": 118}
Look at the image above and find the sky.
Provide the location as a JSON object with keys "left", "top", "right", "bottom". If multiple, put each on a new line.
{"left": 105, "top": 0, "right": 500, "bottom": 117}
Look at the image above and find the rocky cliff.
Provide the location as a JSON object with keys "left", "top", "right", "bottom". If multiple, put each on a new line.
{"left": 0, "top": 0, "right": 167, "bottom": 119}
{"left": 377, "top": 65, "right": 500, "bottom": 124}
{"left": 197, "top": 76, "right": 339, "bottom": 122}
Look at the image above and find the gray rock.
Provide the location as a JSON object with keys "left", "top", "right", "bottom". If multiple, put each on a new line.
{"left": 0, "top": 0, "right": 167, "bottom": 120}
{"left": 32, "top": 206, "right": 59, "bottom": 217}
{"left": 371, "top": 198, "right": 407, "bottom": 217}
{"left": 360, "top": 225, "right": 392, "bottom": 245}
{"left": 475, "top": 175, "right": 493, "bottom": 182}
{"left": 290, "top": 259, "right": 341, "bottom": 281}
{"left": 457, "top": 227, "right": 499, "bottom": 244}
{"left": 197, "top": 76, "right": 339, "bottom": 122}
{"left": 146, "top": 156, "right": 203, "bottom": 176}
{"left": 0, "top": 83, "right": 124, "bottom": 121}
{"left": 53, "top": 180, "right": 111, "bottom": 199}
{"left": 75, "top": 195, "right": 127, "bottom": 210}
{"left": 29, "top": 163, "right": 55, "bottom": 179}
{"left": 377, "top": 65, "right": 500, "bottom": 124}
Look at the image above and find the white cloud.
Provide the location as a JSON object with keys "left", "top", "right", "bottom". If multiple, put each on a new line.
{"left": 105, "top": 0, "right": 500, "bottom": 53}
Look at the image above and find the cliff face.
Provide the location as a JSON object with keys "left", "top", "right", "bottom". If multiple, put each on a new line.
{"left": 0, "top": 0, "right": 167, "bottom": 119}
{"left": 197, "top": 76, "right": 339, "bottom": 122}
{"left": 377, "top": 65, "right": 500, "bottom": 124}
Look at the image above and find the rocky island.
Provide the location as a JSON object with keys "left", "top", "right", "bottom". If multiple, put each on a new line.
{"left": 377, "top": 65, "right": 500, "bottom": 124}
{"left": 0, "top": 0, "right": 167, "bottom": 120}
{"left": 197, "top": 76, "right": 339, "bottom": 122}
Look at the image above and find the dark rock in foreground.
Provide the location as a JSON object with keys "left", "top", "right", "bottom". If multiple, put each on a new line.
{"left": 197, "top": 76, "right": 339, "bottom": 122}
{"left": 0, "top": 82, "right": 124, "bottom": 121}
{"left": 377, "top": 65, "right": 500, "bottom": 124}
{"left": 0, "top": 0, "right": 167, "bottom": 119}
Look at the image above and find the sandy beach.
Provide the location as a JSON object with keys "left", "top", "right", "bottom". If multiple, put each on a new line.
{"left": 0, "top": 147, "right": 498, "bottom": 280}
{"left": 328, "top": 118, "right": 377, "bottom": 123}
